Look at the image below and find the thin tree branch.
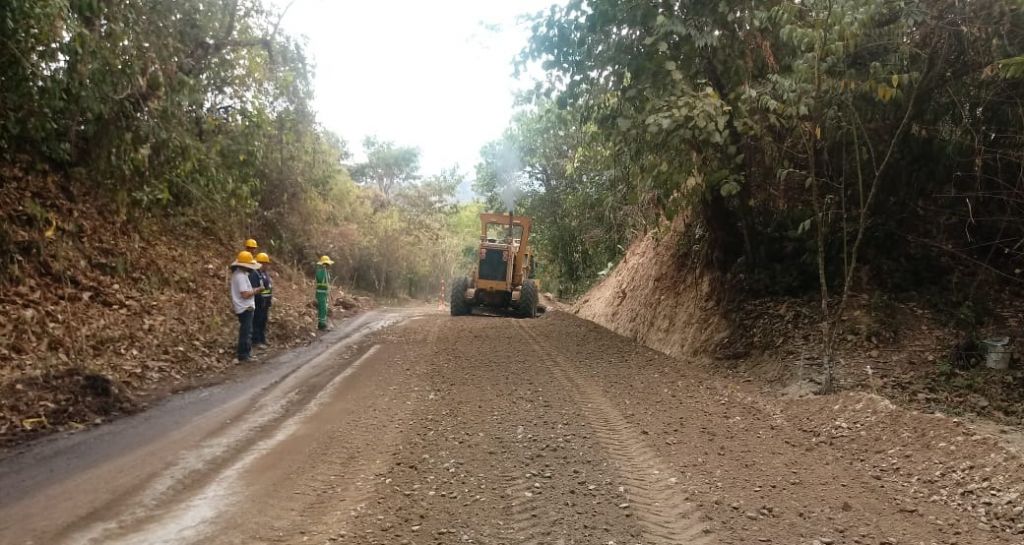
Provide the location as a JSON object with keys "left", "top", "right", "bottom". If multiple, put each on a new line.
{"left": 903, "top": 233, "right": 1024, "bottom": 283}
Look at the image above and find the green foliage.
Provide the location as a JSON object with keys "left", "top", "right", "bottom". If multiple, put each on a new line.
{"left": 1, "top": 0, "right": 323, "bottom": 218}
{"left": 0, "top": 0, "right": 478, "bottom": 299}
{"left": 995, "top": 56, "right": 1024, "bottom": 79}
{"left": 349, "top": 137, "right": 422, "bottom": 202}
{"left": 337, "top": 163, "right": 478, "bottom": 298}
{"left": 510, "top": 0, "right": 1024, "bottom": 298}
{"left": 475, "top": 103, "right": 635, "bottom": 297}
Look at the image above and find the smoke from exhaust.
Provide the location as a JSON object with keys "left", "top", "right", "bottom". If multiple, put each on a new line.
{"left": 493, "top": 141, "right": 524, "bottom": 212}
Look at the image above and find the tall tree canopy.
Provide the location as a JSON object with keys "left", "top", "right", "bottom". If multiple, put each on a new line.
{"left": 481, "top": 0, "right": 1024, "bottom": 295}
{"left": 476, "top": 0, "right": 1024, "bottom": 385}
{"left": 0, "top": 0, "right": 479, "bottom": 299}
{"left": 349, "top": 137, "right": 422, "bottom": 202}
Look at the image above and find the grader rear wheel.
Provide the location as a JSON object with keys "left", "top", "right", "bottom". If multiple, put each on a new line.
{"left": 517, "top": 279, "right": 539, "bottom": 318}
{"left": 450, "top": 276, "right": 472, "bottom": 316}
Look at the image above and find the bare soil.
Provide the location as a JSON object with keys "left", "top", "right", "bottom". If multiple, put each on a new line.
{"left": 573, "top": 217, "right": 1024, "bottom": 426}
{"left": 0, "top": 165, "right": 370, "bottom": 445}
{"left": 4, "top": 309, "right": 1023, "bottom": 544}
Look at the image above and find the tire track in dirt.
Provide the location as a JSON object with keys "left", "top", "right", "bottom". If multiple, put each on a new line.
{"left": 292, "top": 317, "right": 447, "bottom": 542}
{"left": 518, "top": 321, "right": 714, "bottom": 545}
{"left": 335, "top": 314, "right": 642, "bottom": 545}
{"left": 298, "top": 320, "right": 441, "bottom": 544}
{"left": 189, "top": 319, "right": 442, "bottom": 544}
{"left": 496, "top": 400, "right": 575, "bottom": 545}
{"left": 470, "top": 321, "right": 571, "bottom": 545}
{"left": 502, "top": 473, "right": 563, "bottom": 545}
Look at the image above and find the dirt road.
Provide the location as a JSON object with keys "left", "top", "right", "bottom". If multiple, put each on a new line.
{"left": 2, "top": 310, "right": 1023, "bottom": 545}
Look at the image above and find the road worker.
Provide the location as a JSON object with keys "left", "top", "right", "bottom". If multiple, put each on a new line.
{"left": 315, "top": 255, "right": 334, "bottom": 330}
{"left": 253, "top": 252, "right": 273, "bottom": 346}
{"left": 243, "top": 239, "right": 261, "bottom": 303}
{"left": 229, "top": 251, "right": 260, "bottom": 362}
{"left": 246, "top": 253, "right": 264, "bottom": 327}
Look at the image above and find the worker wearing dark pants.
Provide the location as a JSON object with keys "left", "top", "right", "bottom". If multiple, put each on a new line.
{"left": 253, "top": 252, "right": 273, "bottom": 345}
{"left": 237, "top": 309, "right": 254, "bottom": 360}
{"left": 229, "top": 251, "right": 259, "bottom": 362}
{"left": 315, "top": 255, "right": 334, "bottom": 330}
{"left": 245, "top": 260, "right": 264, "bottom": 347}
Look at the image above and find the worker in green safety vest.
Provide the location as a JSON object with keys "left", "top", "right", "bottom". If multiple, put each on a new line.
{"left": 253, "top": 252, "right": 273, "bottom": 345}
{"left": 315, "top": 255, "right": 334, "bottom": 330}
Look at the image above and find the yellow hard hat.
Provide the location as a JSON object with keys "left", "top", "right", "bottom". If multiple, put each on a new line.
{"left": 245, "top": 239, "right": 258, "bottom": 249}
{"left": 318, "top": 255, "right": 334, "bottom": 265}
{"left": 232, "top": 251, "right": 259, "bottom": 269}
{"left": 256, "top": 252, "right": 271, "bottom": 264}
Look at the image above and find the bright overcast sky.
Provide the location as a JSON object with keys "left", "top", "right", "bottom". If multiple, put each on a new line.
{"left": 276, "top": 0, "right": 556, "bottom": 181}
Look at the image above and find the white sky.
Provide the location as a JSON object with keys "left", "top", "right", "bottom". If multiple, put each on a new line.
{"left": 276, "top": 0, "right": 556, "bottom": 182}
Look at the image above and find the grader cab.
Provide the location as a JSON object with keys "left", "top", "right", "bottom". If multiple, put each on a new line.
{"left": 450, "top": 212, "right": 540, "bottom": 318}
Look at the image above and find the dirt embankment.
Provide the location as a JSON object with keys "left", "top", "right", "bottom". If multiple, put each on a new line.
{"left": 0, "top": 166, "right": 369, "bottom": 445}
{"left": 573, "top": 218, "right": 730, "bottom": 359}
{"left": 573, "top": 218, "right": 1024, "bottom": 423}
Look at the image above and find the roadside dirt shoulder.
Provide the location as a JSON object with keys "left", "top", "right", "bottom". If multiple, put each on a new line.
{"left": 531, "top": 311, "right": 1024, "bottom": 543}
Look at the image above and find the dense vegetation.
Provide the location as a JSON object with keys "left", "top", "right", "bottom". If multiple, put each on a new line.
{"left": 0, "top": 0, "right": 477, "bottom": 298}
{"left": 473, "top": 0, "right": 1024, "bottom": 386}
{"left": 4, "top": 0, "right": 1023, "bottom": 384}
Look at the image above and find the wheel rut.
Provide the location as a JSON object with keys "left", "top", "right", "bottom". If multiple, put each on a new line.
{"left": 503, "top": 473, "right": 565, "bottom": 545}
{"left": 518, "top": 322, "right": 715, "bottom": 545}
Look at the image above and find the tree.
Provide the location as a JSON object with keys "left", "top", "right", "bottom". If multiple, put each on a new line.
{"left": 0, "top": 0, "right": 482, "bottom": 305}
{"left": 517, "top": 0, "right": 1024, "bottom": 387}
{"left": 475, "top": 103, "right": 633, "bottom": 297}
{"left": 349, "top": 137, "right": 421, "bottom": 202}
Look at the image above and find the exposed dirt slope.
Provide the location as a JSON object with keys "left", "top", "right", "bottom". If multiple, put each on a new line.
{"left": 0, "top": 166, "right": 367, "bottom": 445}
{"left": 573, "top": 219, "right": 1024, "bottom": 423}
{"left": 573, "top": 218, "right": 731, "bottom": 359}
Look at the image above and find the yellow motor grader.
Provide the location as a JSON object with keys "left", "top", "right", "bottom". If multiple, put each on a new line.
{"left": 450, "top": 212, "right": 540, "bottom": 318}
